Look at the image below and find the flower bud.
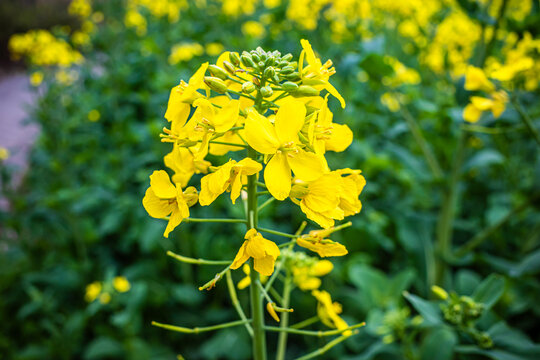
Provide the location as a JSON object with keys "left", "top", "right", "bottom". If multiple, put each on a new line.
{"left": 222, "top": 61, "right": 236, "bottom": 75}
{"left": 208, "top": 65, "right": 228, "bottom": 80}
{"left": 431, "top": 285, "right": 448, "bottom": 300}
{"left": 286, "top": 72, "right": 301, "bottom": 82}
{"left": 277, "top": 60, "right": 289, "bottom": 68}
{"left": 265, "top": 56, "right": 275, "bottom": 67}
{"left": 260, "top": 86, "right": 273, "bottom": 98}
{"left": 282, "top": 81, "right": 299, "bottom": 91}
{"left": 251, "top": 52, "right": 261, "bottom": 63}
{"left": 266, "top": 302, "right": 280, "bottom": 323}
{"left": 292, "top": 85, "right": 319, "bottom": 97}
{"left": 229, "top": 52, "right": 241, "bottom": 66}
{"left": 241, "top": 54, "right": 256, "bottom": 68}
{"left": 242, "top": 81, "right": 256, "bottom": 93}
{"left": 280, "top": 66, "right": 294, "bottom": 75}
{"left": 257, "top": 61, "right": 265, "bottom": 70}
{"left": 204, "top": 76, "right": 228, "bottom": 93}
{"left": 282, "top": 53, "right": 293, "bottom": 62}
{"left": 264, "top": 66, "right": 275, "bottom": 78}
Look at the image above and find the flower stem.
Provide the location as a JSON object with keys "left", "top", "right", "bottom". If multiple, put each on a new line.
{"left": 293, "top": 331, "right": 360, "bottom": 360}
{"left": 226, "top": 270, "right": 254, "bottom": 336}
{"left": 152, "top": 319, "right": 251, "bottom": 334}
{"left": 248, "top": 145, "right": 267, "bottom": 359}
{"left": 257, "top": 227, "right": 299, "bottom": 239}
{"left": 275, "top": 270, "right": 292, "bottom": 360}
{"left": 266, "top": 322, "right": 365, "bottom": 336}
{"left": 511, "top": 96, "right": 540, "bottom": 146}
{"left": 184, "top": 217, "right": 247, "bottom": 224}
{"left": 198, "top": 265, "right": 231, "bottom": 291}
{"left": 167, "top": 250, "right": 231, "bottom": 265}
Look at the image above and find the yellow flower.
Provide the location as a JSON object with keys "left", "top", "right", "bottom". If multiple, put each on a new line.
{"left": 297, "top": 236, "right": 347, "bottom": 257}
{"left": 99, "top": 292, "right": 111, "bottom": 304}
{"left": 267, "top": 302, "right": 280, "bottom": 322}
{"left": 245, "top": 98, "right": 328, "bottom": 200}
{"left": 242, "top": 21, "right": 266, "bottom": 38}
{"left": 463, "top": 91, "right": 508, "bottom": 123}
{"left": 305, "top": 95, "right": 353, "bottom": 154}
{"left": 464, "top": 65, "right": 495, "bottom": 92}
{"left": 85, "top": 281, "right": 102, "bottom": 302}
{"left": 169, "top": 42, "right": 204, "bottom": 65}
{"left": 231, "top": 229, "right": 280, "bottom": 276}
{"left": 164, "top": 62, "right": 208, "bottom": 125}
{"left": 30, "top": 71, "right": 43, "bottom": 87}
{"left": 205, "top": 42, "right": 224, "bottom": 56}
{"left": 113, "top": 276, "right": 131, "bottom": 293}
{"left": 380, "top": 92, "right": 401, "bottom": 112}
{"left": 199, "top": 158, "right": 262, "bottom": 205}
{"left": 142, "top": 170, "right": 197, "bottom": 238}
{"left": 312, "top": 290, "right": 351, "bottom": 336}
{"left": 290, "top": 169, "right": 365, "bottom": 228}
{"left": 292, "top": 259, "right": 333, "bottom": 290}
{"left": 299, "top": 39, "right": 345, "bottom": 108}
{"left": 237, "top": 263, "right": 268, "bottom": 290}
{"left": 88, "top": 109, "right": 100, "bottom": 122}
{"left": 164, "top": 145, "right": 211, "bottom": 188}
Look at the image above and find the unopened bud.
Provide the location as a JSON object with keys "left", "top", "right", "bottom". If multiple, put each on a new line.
{"left": 286, "top": 72, "right": 301, "bottom": 82}
{"left": 277, "top": 60, "right": 289, "bottom": 68}
{"left": 222, "top": 61, "right": 236, "bottom": 75}
{"left": 242, "top": 81, "right": 256, "bottom": 93}
{"left": 241, "top": 54, "right": 256, "bottom": 68}
{"left": 257, "top": 61, "right": 265, "bottom": 70}
{"left": 260, "top": 86, "right": 273, "bottom": 98}
{"left": 282, "top": 53, "right": 293, "bottom": 62}
{"left": 431, "top": 285, "right": 448, "bottom": 300}
{"left": 265, "top": 56, "right": 275, "bottom": 67}
{"left": 266, "top": 302, "right": 280, "bottom": 323}
{"left": 292, "top": 85, "right": 319, "bottom": 97}
{"left": 208, "top": 65, "right": 228, "bottom": 80}
{"left": 280, "top": 66, "right": 294, "bottom": 75}
{"left": 251, "top": 53, "right": 261, "bottom": 63}
{"left": 282, "top": 81, "right": 299, "bottom": 91}
{"left": 264, "top": 66, "right": 275, "bottom": 78}
{"left": 204, "top": 76, "right": 228, "bottom": 93}
{"left": 229, "top": 52, "right": 241, "bottom": 66}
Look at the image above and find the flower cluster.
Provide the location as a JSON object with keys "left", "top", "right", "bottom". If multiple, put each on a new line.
{"left": 143, "top": 39, "right": 365, "bottom": 279}
{"left": 463, "top": 66, "right": 508, "bottom": 123}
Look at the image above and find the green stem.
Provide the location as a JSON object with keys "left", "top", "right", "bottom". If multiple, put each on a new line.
{"left": 266, "top": 322, "right": 365, "bottom": 337}
{"left": 401, "top": 106, "right": 443, "bottom": 180}
{"left": 293, "top": 332, "right": 359, "bottom": 360}
{"left": 290, "top": 316, "right": 319, "bottom": 329}
{"left": 257, "top": 227, "right": 298, "bottom": 239}
{"left": 461, "top": 123, "right": 523, "bottom": 135}
{"left": 152, "top": 319, "right": 251, "bottom": 334}
{"left": 275, "top": 270, "right": 293, "bottom": 360}
{"left": 511, "top": 96, "right": 540, "bottom": 146}
{"left": 209, "top": 140, "right": 248, "bottom": 148}
{"left": 167, "top": 250, "right": 231, "bottom": 265}
{"left": 248, "top": 144, "right": 267, "bottom": 360}
{"left": 198, "top": 265, "right": 231, "bottom": 291}
{"left": 184, "top": 218, "right": 247, "bottom": 224}
{"left": 226, "top": 270, "right": 254, "bottom": 336}
{"left": 258, "top": 197, "right": 275, "bottom": 212}
{"left": 435, "top": 131, "right": 467, "bottom": 285}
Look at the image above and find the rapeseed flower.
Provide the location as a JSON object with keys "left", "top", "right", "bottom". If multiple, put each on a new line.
{"left": 231, "top": 229, "right": 280, "bottom": 276}
{"left": 312, "top": 290, "right": 351, "bottom": 336}
{"left": 142, "top": 170, "right": 197, "bottom": 238}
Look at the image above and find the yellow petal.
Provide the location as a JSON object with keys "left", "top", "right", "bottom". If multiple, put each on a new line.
{"left": 254, "top": 255, "right": 276, "bottom": 276}
{"left": 231, "top": 241, "right": 250, "bottom": 270}
{"left": 267, "top": 302, "right": 280, "bottom": 322}
{"left": 470, "top": 96, "right": 494, "bottom": 111}
{"left": 326, "top": 124, "right": 353, "bottom": 152}
{"left": 262, "top": 238, "right": 280, "bottom": 259}
{"left": 237, "top": 276, "right": 251, "bottom": 290}
{"left": 164, "top": 206, "right": 186, "bottom": 238}
{"left": 297, "top": 238, "right": 348, "bottom": 257}
{"left": 274, "top": 98, "right": 305, "bottom": 144}
{"left": 164, "top": 87, "right": 191, "bottom": 125}
{"left": 298, "top": 277, "right": 321, "bottom": 291}
{"left": 237, "top": 158, "right": 263, "bottom": 175}
{"left": 464, "top": 65, "right": 494, "bottom": 92}
{"left": 264, "top": 152, "right": 291, "bottom": 200}
{"left": 312, "top": 259, "right": 334, "bottom": 276}
{"left": 288, "top": 149, "right": 327, "bottom": 182}
{"left": 300, "top": 201, "right": 335, "bottom": 229}
{"left": 245, "top": 109, "right": 280, "bottom": 154}
{"left": 150, "top": 170, "right": 177, "bottom": 199}
{"left": 213, "top": 99, "right": 240, "bottom": 133}
{"left": 463, "top": 103, "right": 482, "bottom": 123}
{"left": 246, "top": 233, "right": 267, "bottom": 259}
{"left": 325, "top": 82, "right": 346, "bottom": 109}
{"left": 142, "top": 188, "right": 174, "bottom": 218}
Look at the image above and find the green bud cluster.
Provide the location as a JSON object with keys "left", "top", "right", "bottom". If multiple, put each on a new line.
{"left": 441, "top": 294, "right": 484, "bottom": 327}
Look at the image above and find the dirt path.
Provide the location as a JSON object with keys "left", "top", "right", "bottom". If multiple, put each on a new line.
{"left": 0, "top": 72, "right": 39, "bottom": 176}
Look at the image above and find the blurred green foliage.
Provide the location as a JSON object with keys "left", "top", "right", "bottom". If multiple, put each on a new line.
{"left": 1, "top": 0, "right": 540, "bottom": 359}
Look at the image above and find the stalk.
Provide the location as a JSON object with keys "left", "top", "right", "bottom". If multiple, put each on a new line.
{"left": 275, "top": 271, "right": 292, "bottom": 360}
{"left": 249, "top": 78, "right": 267, "bottom": 360}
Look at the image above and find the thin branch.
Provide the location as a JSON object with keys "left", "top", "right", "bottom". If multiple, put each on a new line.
{"left": 293, "top": 331, "right": 360, "bottom": 360}
{"left": 226, "top": 270, "right": 253, "bottom": 336}
{"left": 199, "top": 265, "right": 232, "bottom": 291}
{"left": 152, "top": 319, "right": 251, "bottom": 334}
{"left": 264, "top": 322, "right": 365, "bottom": 337}
{"left": 167, "top": 250, "right": 231, "bottom": 265}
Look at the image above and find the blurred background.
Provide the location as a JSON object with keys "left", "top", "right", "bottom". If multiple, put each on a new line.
{"left": 1, "top": 0, "right": 539, "bottom": 359}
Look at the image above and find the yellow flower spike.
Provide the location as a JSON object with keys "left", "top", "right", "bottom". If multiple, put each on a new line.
{"left": 464, "top": 65, "right": 495, "bottom": 92}
{"left": 245, "top": 99, "right": 328, "bottom": 201}
{"left": 199, "top": 158, "right": 262, "bottom": 205}
{"left": 292, "top": 259, "right": 333, "bottom": 291}
{"left": 297, "top": 237, "right": 348, "bottom": 257}
{"left": 142, "top": 170, "right": 191, "bottom": 238}
{"left": 266, "top": 302, "right": 280, "bottom": 322}
{"left": 299, "top": 39, "right": 346, "bottom": 108}
{"left": 165, "top": 62, "right": 209, "bottom": 125}
{"left": 113, "top": 276, "right": 131, "bottom": 293}
{"left": 312, "top": 290, "right": 352, "bottom": 336}
{"left": 164, "top": 145, "right": 210, "bottom": 188}
{"left": 231, "top": 229, "right": 280, "bottom": 276}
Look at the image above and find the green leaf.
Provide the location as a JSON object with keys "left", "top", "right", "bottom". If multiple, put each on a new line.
{"left": 84, "top": 337, "right": 124, "bottom": 360}
{"left": 472, "top": 274, "right": 505, "bottom": 309}
{"left": 403, "top": 292, "right": 442, "bottom": 326}
{"left": 509, "top": 249, "right": 540, "bottom": 277}
{"left": 421, "top": 328, "right": 457, "bottom": 360}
